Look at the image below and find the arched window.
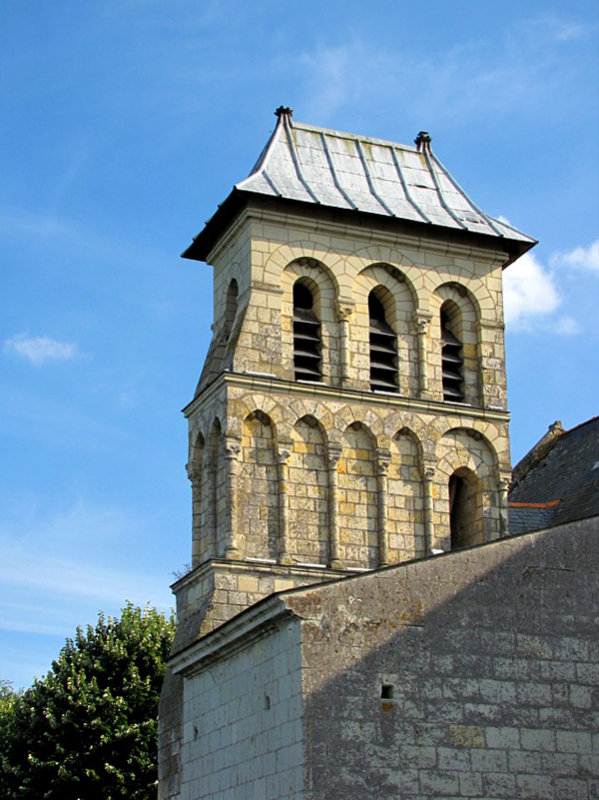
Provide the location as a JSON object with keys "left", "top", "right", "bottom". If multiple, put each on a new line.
{"left": 369, "top": 291, "right": 397, "bottom": 392}
{"left": 224, "top": 279, "right": 238, "bottom": 335}
{"left": 293, "top": 282, "right": 321, "bottom": 381}
{"left": 441, "top": 302, "right": 464, "bottom": 402}
{"left": 449, "top": 468, "right": 480, "bottom": 549}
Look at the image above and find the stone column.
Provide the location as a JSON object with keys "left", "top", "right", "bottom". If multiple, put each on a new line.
{"left": 186, "top": 461, "right": 202, "bottom": 568}
{"left": 336, "top": 302, "right": 353, "bottom": 385}
{"left": 498, "top": 474, "right": 510, "bottom": 537}
{"left": 277, "top": 447, "right": 293, "bottom": 565}
{"left": 376, "top": 449, "right": 391, "bottom": 566}
{"left": 223, "top": 439, "right": 241, "bottom": 559}
{"left": 422, "top": 465, "right": 436, "bottom": 555}
{"left": 415, "top": 310, "right": 432, "bottom": 399}
{"left": 475, "top": 319, "right": 485, "bottom": 408}
{"left": 327, "top": 443, "right": 343, "bottom": 569}
{"left": 206, "top": 460, "right": 217, "bottom": 557}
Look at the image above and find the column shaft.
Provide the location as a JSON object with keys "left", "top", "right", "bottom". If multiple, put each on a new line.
{"left": 328, "top": 445, "right": 342, "bottom": 568}
{"left": 376, "top": 449, "right": 391, "bottom": 566}
{"left": 423, "top": 466, "right": 435, "bottom": 555}
{"left": 224, "top": 441, "right": 241, "bottom": 558}
{"left": 278, "top": 449, "right": 292, "bottom": 564}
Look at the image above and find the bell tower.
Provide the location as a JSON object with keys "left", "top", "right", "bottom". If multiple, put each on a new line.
{"left": 158, "top": 108, "right": 536, "bottom": 799}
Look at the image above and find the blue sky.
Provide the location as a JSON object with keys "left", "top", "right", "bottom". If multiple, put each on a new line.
{"left": 1, "top": 1, "right": 598, "bottom": 688}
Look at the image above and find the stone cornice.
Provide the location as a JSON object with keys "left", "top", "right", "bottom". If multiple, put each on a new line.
{"left": 169, "top": 594, "right": 295, "bottom": 677}
{"left": 184, "top": 371, "right": 510, "bottom": 424}
{"left": 245, "top": 204, "right": 508, "bottom": 266}
{"left": 200, "top": 197, "right": 510, "bottom": 269}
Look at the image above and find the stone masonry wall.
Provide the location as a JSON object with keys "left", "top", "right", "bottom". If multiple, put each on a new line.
{"left": 282, "top": 519, "right": 599, "bottom": 800}
{"left": 187, "top": 382, "right": 509, "bottom": 568}
{"left": 179, "top": 618, "right": 304, "bottom": 800}
{"left": 186, "top": 205, "right": 512, "bottom": 577}
{"left": 198, "top": 204, "right": 509, "bottom": 409}
{"left": 161, "top": 203, "right": 515, "bottom": 798}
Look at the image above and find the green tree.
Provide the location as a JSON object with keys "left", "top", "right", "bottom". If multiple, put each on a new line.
{"left": 0, "top": 604, "right": 175, "bottom": 800}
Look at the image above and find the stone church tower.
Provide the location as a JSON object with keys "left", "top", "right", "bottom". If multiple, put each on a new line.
{"left": 158, "top": 108, "right": 535, "bottom": 798}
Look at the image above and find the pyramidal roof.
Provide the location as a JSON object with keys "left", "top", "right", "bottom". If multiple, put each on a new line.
{"left": 184, "top": 107, "right": 536, "bottom": 262}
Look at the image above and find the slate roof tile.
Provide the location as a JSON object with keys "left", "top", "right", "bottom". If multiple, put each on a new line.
{"left": 183, "top": 108, "right": 536, "bottom": 263}
{"left": 509, "top": 416, "right": 599, "bottom": 533}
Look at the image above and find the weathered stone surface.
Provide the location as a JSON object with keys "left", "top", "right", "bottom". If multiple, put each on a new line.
{"left": 167, "top": 520, "right": 599, "bottom": 799}
{"left": 159, "top": 118, "right": 527, "bottom": 797}
{"left": 283, "top": 519, "right": 599, "bottom": 799}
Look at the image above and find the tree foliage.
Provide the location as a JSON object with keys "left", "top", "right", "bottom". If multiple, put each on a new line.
{"left": 0, "top": 604, "right": 175, "bottom": 800}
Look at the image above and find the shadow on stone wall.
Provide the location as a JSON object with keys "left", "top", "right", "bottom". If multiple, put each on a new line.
{"left": 286, "top": 521, "right": 598, "bottom": 800}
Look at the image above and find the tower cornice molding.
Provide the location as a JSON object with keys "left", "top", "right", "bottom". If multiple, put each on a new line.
{"left": 202, "top": 199, "right": 511, "bottom": 269}
{"left": 184, "top": 371, "right": 510, "bottom": 424}
{"left": 243, "top": 204, "right": 509, "bottom": 266}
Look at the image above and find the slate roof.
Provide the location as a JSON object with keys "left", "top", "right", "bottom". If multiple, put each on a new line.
{"left": 509, "top": 416, "right": 599, "bottom": 534}
{"left": 183, "top": 107, "right": 536, "bottom": 262}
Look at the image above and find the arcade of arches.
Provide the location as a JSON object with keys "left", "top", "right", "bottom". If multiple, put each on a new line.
{"left": 187, "top": 404, "right": 505, "bottom": 572}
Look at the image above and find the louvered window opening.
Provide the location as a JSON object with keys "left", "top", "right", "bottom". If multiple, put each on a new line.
{"left": 441, "top": 311, "right": 465, "bottom": 402}
{"left": 293, "top": 284, "right": 321, "bottom": 381}
{"left": 369, "top": 294, "right": 398, "bottom": 392}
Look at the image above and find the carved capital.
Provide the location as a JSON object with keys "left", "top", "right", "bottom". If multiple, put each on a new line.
{"left": 376, "top": 448, "right": 392, "bottom": 474}
{"left": 498, "top": 475, "right": 511, "bottom": 492}
{"left": 423, "top": 465, "right": 436, "bottom": 481}
{"left": 336, "top": 301, "right": 354, "bottom": 322}
{"left": 185, "top": 462, "right": 201, "bottom": 483}
{"left": 224, "top": 440, "right": 241, "bottom": 461}
{"left": 417, "top": 318, "right": 429, "bottom": 335}
{"left": 277, "top": 448, "right": 291, "bottom": 464}
{"left": 414, "top": 309, "right": 432, "bottom": 333}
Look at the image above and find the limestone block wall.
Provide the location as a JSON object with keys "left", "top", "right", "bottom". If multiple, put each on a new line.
{"left": 186, "top": 381, "right": 510, "bottom": 573}
{"left": 283, "top": 520, "right": 599, "bottom": 800}
{"left": 164, "top": 203, "right": 515, "bottom": 800}
{"left": 288, "top": 417, "right": 329, "bottom": 564}
{"left": 173, "top": 559, "right": 346, "bottom": 641}
{"left": 201, "top": 207, "right": 509, "bottom": 409}
{"left": 179, "top": 618, "right": 304, "bottom": 800}
{"left": 159, "top": 556, "right": 342, "bottom": 800}
{"left": 337, "top": 422, "right": 379, "bottom": 567}
{"left": 185, "top": 206, "right": 512, "bottom": 575}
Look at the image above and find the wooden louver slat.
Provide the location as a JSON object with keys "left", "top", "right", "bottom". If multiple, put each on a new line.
{"left": 441, "top": 320, "right": 464, "bottom": 402}
{"left": 293, "top": 310, "right": 321, "bottom": 382}
{"left": 369, "top": 295, "right": 398, "bottom": 392}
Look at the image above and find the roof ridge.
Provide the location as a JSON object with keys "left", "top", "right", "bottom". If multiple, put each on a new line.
{"left": 290, "top": 120, "right": 421, "bottom": 152}
{"left": 564, "top": 414, "right": 599, "bottom": 436}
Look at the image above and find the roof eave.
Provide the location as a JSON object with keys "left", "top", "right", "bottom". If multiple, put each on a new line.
{"left": 182, "top": 190, "right": 537, "bottom": 266}
{"left": 501, "top": 235, "right": 537, "bottom": 267}
{"left": 181, "top": 187, "right": 246, "bottom": 262}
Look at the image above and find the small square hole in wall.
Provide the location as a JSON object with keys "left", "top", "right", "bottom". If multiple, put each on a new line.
{"left": 381, "top": 684, "right": 394, "bottom": 699}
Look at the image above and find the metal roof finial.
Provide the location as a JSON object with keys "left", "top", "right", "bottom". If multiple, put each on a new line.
{"left": 274, "top": 106, "right": 293, "bottom": 119}
{"left": 414, "top": 131, "right": 432, "bottom": 153}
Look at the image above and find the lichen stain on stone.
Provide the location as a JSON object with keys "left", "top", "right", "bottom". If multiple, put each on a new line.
{"left": 449, "top": 724, "right": 485, "bottom": 748}
{"left": 380, "top": 701, "right": 395, "bottom": 713}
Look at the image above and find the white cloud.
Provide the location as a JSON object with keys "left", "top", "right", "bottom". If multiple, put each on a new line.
{"left": 551, "top": 239, "right": 599, "bottom": 273}
{"left": 3, "top": 334, "right": 79, "bottom": 365}
{"left": 290, "top": 12, "right": 594, "bottom": 130}
{"left": 0, "top": 498, "right": 174, "bottom": 642}
{"left": 554, "top": 316, "right": 580, "bottom": 336}
{"left": 523, "top": 14, "right": 598, "bottom": 43}
{"left": 503, "top": 251, "right": 560, "bottom": 328}
{"left": 0, "top": 549, "right": 171, "bottom": 608}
